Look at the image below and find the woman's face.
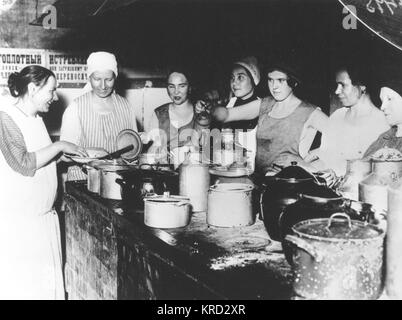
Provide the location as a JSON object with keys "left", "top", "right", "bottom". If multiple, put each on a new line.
{"left": 89, "top": 70, "right": 116, "bottom": 98}
{"left": 31, "top": 76, "right": 58, "bottom": 113}
{"left": 167, "top": 72, "right": 190, "bottom": 106}
{"left": 334, "top": 70, "right": 362, "bottom": 108}
{"left": 230, "top": 66, "right": 254, "bottom": 99}
{"left": 267, "top": 70, "right": 293, "bottom": 101}
{"left": 380, "top": 87, "right": 402, "bottom": 126}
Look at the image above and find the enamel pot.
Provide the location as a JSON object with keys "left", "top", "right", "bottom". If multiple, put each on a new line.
{"left": 143, "top": 192, "right": 191, "bottom": 228}
{"left": 285, "top": 213, "right": 385, "bottom": 300}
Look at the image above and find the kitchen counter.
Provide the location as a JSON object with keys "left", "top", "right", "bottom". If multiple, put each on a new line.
{"left": 64, "top": 181, "right": 293, "bottom": 300}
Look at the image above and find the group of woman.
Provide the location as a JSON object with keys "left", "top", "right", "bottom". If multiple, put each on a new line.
{"left": 2, "top": 49, "right": 402, "bottom": 299}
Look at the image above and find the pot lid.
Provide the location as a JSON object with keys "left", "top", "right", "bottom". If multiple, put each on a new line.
{"left": 275, "top": 161, "right": 314, "bottom": 181}
{"left": 96, "top": 163, "right": 136, "bottom": 172}
{"left": 209, "top": 165, "right": 250, "bottom": 177}
{"left": 292, "top": 213, "right": 384, "bottom": 241}
{"left": 144, "top": 191, "right": 190, "bottom": 203}
{"left": 209, "top": 183, "right": 254, "bottom": 192}
{"left": 116, "top": 129, "right": 142, "bottom": 161}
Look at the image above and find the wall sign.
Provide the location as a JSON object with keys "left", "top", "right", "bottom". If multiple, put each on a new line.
{"left": 0, "top": 48, "right": 46, "bottom": 86}
{"left": 46, "top": 51, "right": 88, "bottom": 88}
{"left": 0, "top": 48, "right": 88, "bottom": 88}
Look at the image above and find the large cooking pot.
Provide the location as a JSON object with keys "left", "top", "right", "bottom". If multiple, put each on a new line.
{"left": 143, "top": 192, "right": 191, "bottom": 228}
{"left": 359, "top": 158, "right": 402, "bottom": 212}
{"left": 116, "top": 168, "right": 179, "bottom": 208}
{"left": 207, "top": 183, "right": 254, "bottom": 227}
{"left": 260, "top": 161, "right": 326, "bottom": 241}
{"left": 279, "top": 184, "right": 379, "bottom": 264}
{"left": 97, "top": 163, "right": 136, "bottom": 200}
{"left": 285, "top": 213, "right": 385, "bottom": 300}
{"left": 83, "top": 159, "right": 125, "bottom": 194}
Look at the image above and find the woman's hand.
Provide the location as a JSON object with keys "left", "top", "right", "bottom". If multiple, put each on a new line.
{"left": 58, "top": 141, "right": 88, "bottom": 157}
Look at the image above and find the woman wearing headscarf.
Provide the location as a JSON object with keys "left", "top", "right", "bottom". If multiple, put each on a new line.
{"left": 212, "top": 61, "right": 329, "bottom": 176}
{"left": 0, "top": 65, "right": 87, "bottom": 299}
{"left": 60, "top": 51, "right": 138, "bottom": 180}
{"left": 306, "top": 64, "right": 389, "bottom": 175}
{"left": 364, "top": 78, "right": 402, "bottom": 157}
{"left": 197, "top": 56, "right": 261, "bottom": 170}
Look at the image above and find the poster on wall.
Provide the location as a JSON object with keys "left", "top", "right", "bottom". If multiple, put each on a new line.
{"left": 0, "top": 48, "right": 46, "bottom": 86}
{"left": 46, "top": 51, "right": 88, "bottom": 88}
{"left": 0, "top": 48, "right": 88, "bottom": 88}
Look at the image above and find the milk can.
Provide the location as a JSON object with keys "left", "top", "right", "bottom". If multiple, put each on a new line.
{"left": 338, "top": 159, "right": 371, "bottom": 201}
{"left": 359, "top": 159, "right": 402, "bottom": 212}
{"left": 179, "top": 152, "right": 210, "bottom": 212}
{"left": 386, "top": 181, "right": 402, "bottom": 299}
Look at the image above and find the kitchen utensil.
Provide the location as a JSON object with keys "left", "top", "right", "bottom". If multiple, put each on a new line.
{"left": 97, "top": 163, "right": 136, "bottom": 200}
{"left": 116, "top": 168, "right": 179, "bottom": 208}
{"left": 97, "top": 144, "right": 134, "bottom": 160}
{"left": 285, "top": 213, "right": 385, "bottom": 300}
{"left": 83, "top": 159, "right": 120, "bottom": 193}
{"left": 143, "top": 192, "right": 191, "bottom": 228}
{"left": 116, "top": 129, "right": 142, "bottom": 161}
{"left": 207, "top": 183, "right": 254, "bottom": 227}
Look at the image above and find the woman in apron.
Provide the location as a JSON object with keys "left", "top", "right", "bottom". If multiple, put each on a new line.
{"left": 0, "top": 65, "right": 87, "bottom": 299}
{"left": 60, "top": 51, "right": 138, "bottom": 181}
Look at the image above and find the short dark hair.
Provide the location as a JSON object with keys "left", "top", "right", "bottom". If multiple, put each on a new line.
{"left": 8, "top": 65, "right": 55, "bottom": 98}
{"left": 335, "top": 63, "right": 369, "bottom": 87}
{"left": 266, "top": 67, "right": 299, "bottom": 89}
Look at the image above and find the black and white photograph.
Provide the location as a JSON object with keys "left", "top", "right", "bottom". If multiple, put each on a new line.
{"left": 1, "top": 0, "right": 402, "bottom": 305}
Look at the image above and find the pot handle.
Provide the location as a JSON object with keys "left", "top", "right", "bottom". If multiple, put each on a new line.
{"left": 285, "top": 235, "right": 323, "bottom": 263}
{"left": 259, "top": 190, "right": 265, "bottom": 220}
{"left": 326, "top": 212, "right": 352, "bottom": 232}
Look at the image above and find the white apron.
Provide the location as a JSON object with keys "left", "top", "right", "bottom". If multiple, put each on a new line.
{"left": 0, "top": 105, "right": 64, "bottom": 300}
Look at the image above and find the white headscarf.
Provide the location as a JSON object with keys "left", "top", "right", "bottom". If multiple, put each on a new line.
{"left": 87, "top": 51, "right": 118, "bottom": 77}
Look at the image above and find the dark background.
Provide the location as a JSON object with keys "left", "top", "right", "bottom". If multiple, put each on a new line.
{"left": 48, "top": 0, "right": 402, "bottom": 113}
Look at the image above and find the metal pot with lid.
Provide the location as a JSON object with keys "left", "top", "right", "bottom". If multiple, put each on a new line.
{"left": 144, "top": 192, "right": 191, "bottom": 228}
{"left": 260, "top": 161, "right": 326, "bottom": 241}
{"left": 285, "top": 213, "right": 385, "bottom": 300}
